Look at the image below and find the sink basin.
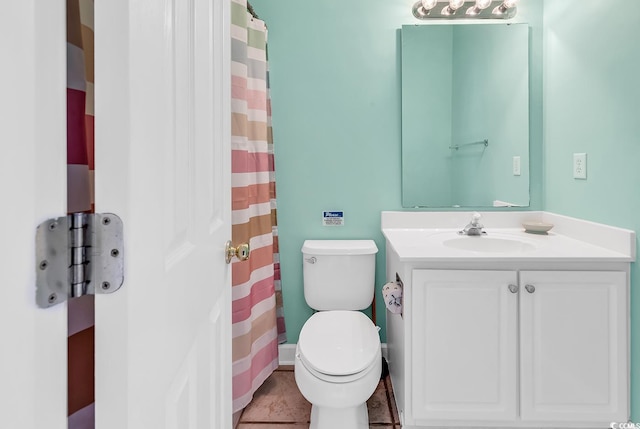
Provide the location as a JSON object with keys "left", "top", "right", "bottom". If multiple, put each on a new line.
{"left": 443, "top": 236, "right": 537, "bottom": 253}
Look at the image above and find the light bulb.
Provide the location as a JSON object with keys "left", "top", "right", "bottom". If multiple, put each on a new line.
{"left": 466, "top": 0, "right": 491, "bottom": 15}
{"left": 449, "top": 0, "right": 465, "bottom": 10}
{"left": 493, "top": 0, "right": 518, "bottom": 14}
{"left": 421, "top": 0, "right": 438, "bottom": 10}
{"left": 443, "top": 0, "right": 464, "bottom": 14}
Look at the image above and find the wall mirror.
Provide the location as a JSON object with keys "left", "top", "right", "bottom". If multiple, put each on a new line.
{"left": 401, "top": 23, "right": 530, "bottom": 208}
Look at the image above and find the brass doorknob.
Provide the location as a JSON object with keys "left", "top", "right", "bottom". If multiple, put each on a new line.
{"left": 225, "top": 241, "right": 250, "bottom": 264}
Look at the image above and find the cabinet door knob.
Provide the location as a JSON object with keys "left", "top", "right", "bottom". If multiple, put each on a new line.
{"left": 525, "top": 284, "right": 536, "bottom": 293}
{"left": 508, "top": 284, "right": 519, "bottom": 293}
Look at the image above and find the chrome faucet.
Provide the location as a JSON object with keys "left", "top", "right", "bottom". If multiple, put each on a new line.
{"left": 459, "top": 212, "right": 486, "bottom": 236}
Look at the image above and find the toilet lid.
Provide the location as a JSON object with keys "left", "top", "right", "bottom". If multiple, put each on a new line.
{"left": 298, "top": 311, "right": 380, "bottom": 376}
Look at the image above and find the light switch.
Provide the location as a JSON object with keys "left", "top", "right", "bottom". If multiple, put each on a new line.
{"left": 512, "top": 156, "right": 521, "bottom": 176}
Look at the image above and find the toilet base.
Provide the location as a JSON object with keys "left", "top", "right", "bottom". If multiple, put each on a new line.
{"left": 309, "top": 402, "right": 369, "bottom": 429}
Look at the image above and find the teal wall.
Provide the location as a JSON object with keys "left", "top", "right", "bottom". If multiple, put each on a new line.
{"left": 542, "top": 0, "right": 640, "bottom": 420}
{"left": 251, "top": 0, "right": 408, "bottom": 344}
{"left": 251, "top": 0, "right": 542, "bottom": 345}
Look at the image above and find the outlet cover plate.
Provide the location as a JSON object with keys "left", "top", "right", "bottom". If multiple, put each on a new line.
{"left": 573, "top": 153, "right": 587, "bottom": 179}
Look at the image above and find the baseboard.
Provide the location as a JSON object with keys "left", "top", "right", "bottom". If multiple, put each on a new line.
{"left": 278, "top": 343, "right": 297, "bottom": 366}
{"left": 278, "top": 343, "right": 389, "bottom": 366}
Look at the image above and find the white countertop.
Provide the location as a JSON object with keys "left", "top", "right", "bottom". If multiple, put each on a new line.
{"left": 381, "top": 211, "right": 636, "bottom": 263}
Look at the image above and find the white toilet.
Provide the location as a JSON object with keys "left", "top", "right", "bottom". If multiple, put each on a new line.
{"left": 295, "top": 240, "right": 381, "bottom": 429}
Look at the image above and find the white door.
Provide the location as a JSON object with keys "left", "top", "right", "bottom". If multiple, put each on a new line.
{"left": 520, "top": 270, "right": 628, "bottom": 423}
{"left": 94, "top": 0, "right": 232, "bottom": 428}
{"left": 0, "top": 1, "right": 68, "bottom": 428}
{"left": 410, "top": 270, "right": 518, "bottom": 423}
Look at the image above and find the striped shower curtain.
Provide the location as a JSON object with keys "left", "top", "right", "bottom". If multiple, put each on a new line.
{"left": 231, "top": 0, "right": 287, "bottom": 412}
{"left": 67, "top": 0, "right": 96, "bottom": 427}
{"left": 67, "top": 0, "right": 94, "bottom": 214}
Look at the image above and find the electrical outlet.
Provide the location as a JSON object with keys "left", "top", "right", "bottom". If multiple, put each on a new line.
{"left": 573, "top": 153, "right": 587, "bottom": 179}
{"left": 512, "top": 156, "right": 521, "bottom": 176}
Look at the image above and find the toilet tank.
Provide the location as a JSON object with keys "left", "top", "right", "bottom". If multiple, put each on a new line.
{"left": 301, "top": 240, "right": 378, "bottom": 311}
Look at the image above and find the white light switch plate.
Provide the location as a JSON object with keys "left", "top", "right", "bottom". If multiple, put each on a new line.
{"left": 573, "top": 153, "right": 587, "bottom": 179}
{"left": 512, "top": 156, "right": 521, "bottom": 176}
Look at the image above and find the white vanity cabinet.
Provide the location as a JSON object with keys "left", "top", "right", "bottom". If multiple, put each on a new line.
{"left": 381, "top": 210, "right": 635, "bottom": 429}
{"left": 409, "top": 269, "right": 628, "bottom": 427}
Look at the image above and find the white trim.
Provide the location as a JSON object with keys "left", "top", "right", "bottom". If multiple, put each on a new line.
{"left": 277, "top": 344, "right": 297, "bottom": 366}
{"left": 278, "top": 343, "right": 389, "bottom": 367}
{"left": 2, "top": 1, "right": 68, "bottom": 427}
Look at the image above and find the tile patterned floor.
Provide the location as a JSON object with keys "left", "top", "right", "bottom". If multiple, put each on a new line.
{"left": 237, "top": 365, "right": 401, "bottom": 428}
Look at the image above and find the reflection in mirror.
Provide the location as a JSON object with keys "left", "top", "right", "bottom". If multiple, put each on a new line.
{"left": 401, "top": 23, "right": 529, "bottom": 208}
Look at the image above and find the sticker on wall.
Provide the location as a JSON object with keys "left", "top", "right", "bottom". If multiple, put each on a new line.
{"left": 322, "top": 211, "right": 344, "bottom": 227}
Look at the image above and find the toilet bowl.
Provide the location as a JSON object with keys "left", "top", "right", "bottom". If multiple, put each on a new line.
{"left": 295, "top": 310, "right": 382, "bottom": 429}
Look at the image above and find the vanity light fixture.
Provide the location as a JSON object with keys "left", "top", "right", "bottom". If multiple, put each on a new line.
{"left": 412, "top": 0, "right": 519, "bottom": 20}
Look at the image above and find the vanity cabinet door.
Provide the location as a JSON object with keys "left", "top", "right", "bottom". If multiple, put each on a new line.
{"left": 411, "top": 270, "right": 518, "bottom": 422}
{"left": 519, "top": 271, "right": 628, "bottom": 423}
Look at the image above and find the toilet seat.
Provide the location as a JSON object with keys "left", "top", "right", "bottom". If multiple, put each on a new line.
{"left": 298, "top": 311, "right": 380, "bottom": 382}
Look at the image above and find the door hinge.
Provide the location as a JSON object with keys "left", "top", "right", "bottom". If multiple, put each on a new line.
{"left": 35, "top": 213, "right": 124, "bottom": 308}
